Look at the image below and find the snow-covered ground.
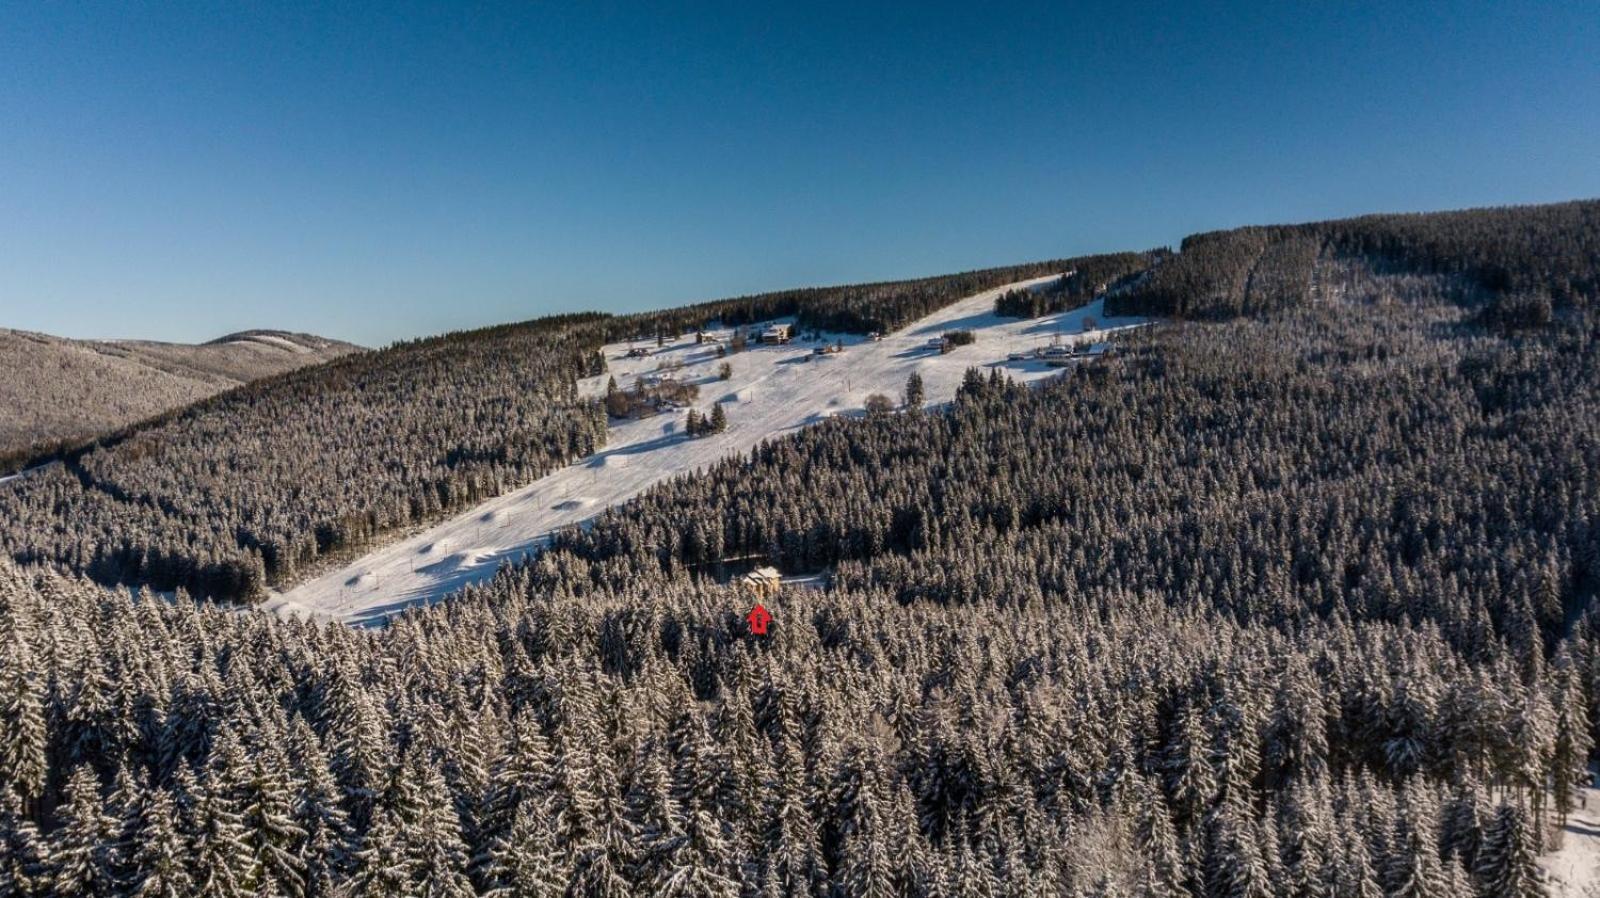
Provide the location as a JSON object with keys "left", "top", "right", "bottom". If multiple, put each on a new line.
{"left": 263, "top": 277, "right": 1146, "bottom": 624}
{"left": 1544, "top": 786, "right": 1600, "bottom": 897}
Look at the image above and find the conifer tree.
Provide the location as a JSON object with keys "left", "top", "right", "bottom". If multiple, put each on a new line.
{"left": 1474, "top": 804, "right": 1546, "bottom": 898}
{"left": 408, "top": 758, "right": 476, "bottom": 898}
{"left": 1204, "top": 810, "right": 1273, "bottom": 898}
{"left": 241, "top": 749, "right": 309, "bottom": 897}
{"left": 483, "top": 802, "right": 565, "bottom": 897}
{"left": 47, "top": 766, "right": 121, "bottom": 898}
{"left": 1133, "top": 777, "right": 1184, "bottom": 897}
{"left": 905, "top": 372, "right": 925, "bottom": 410}
{"left": 129, "top": 786, "right": 195, "bottom": 898}
{"left": 192, "top": 754, "right": 255, "bottom": 898}
{"left": 348, "top": 805, "right": 414, "bottom": 898}
{"left": 1333, "top": 830, "right": 1383, "bottom": 898}
{"left": 0, "top": 634, "right": 46, "bottom": 811}
{"left": 288, "top": 719, "right": 354, "bottom": 898}
{"left": 0, "top": 794, "right": 47, "bottom": 898}
{"left": 1382, "top": 817, "right": 1447, "bottom": 898}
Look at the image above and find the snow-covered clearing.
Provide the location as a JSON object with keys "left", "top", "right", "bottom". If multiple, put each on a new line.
{"left": 1544, "top": 785, "right": 1600, "bottom": 897}
{"left": 227, "top": 333, "right": 312, "bottom": 353}
{"left": 264, "top": 277, "right": 1147, "bottom": 624}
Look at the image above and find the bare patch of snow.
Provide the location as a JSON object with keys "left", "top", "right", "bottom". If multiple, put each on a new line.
{"left": 1543, "top": 785, "right": 1600, "bottom": 897}
{"left": 224, "top": 333, "right": 313, "bottom": 354}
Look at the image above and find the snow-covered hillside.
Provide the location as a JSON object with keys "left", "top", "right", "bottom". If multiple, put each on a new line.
{"left": 264, "top": 277, "right": 1146, "bottom": 623}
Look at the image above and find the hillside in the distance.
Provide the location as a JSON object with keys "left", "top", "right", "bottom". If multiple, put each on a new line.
{"left": 0, "top": 327, "right": 361, "bottom": 468}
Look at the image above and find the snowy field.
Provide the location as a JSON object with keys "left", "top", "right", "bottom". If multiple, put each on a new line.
{"left": 264, "top": 276, "right": 1146, "bottom": 624}
{"left": 1544, "top": 785, "right": 1600, "bottom": 897}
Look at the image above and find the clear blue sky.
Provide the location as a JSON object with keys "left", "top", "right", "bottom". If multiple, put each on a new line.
{"left": 2, "top": 1, "right": 1596, "bottom": 346}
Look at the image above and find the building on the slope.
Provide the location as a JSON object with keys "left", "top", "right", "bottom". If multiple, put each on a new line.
{"left": 740, "top": 566, "right": 781, "bottom": 598}
{"left": 758, "top": 324, "right": 793, "bottom": 344}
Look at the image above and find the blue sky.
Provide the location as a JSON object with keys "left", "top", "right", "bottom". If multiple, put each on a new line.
{"left": 2, "top": 1, "right": 1596, "bottom": 346}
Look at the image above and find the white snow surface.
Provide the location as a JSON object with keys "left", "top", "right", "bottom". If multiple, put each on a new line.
{"left": 1544, "top": 785, "right": 1600, "bottom": 897}
{"left": 229, "top": 333, "right": 314, "bottom": 353}
{"left": 264, "top": 276, "right": 1146, "bottom": 624}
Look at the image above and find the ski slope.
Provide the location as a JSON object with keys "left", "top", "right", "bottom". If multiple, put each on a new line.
{"left": 264, "top": 277, "right": 1146, "bottom": 624}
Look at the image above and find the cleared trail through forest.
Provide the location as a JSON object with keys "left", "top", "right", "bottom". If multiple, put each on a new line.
{"left": 1545, "top": 785, "right": 1600, "bottom": 897}
{"left": 264, "top": 276, "right": 1147, "bottom": 624}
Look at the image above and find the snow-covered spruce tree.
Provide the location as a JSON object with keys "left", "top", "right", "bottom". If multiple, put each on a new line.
{"left": 128, "top": 785, "right": 194, "bottom": 898}
{"left": 1381, "top": 814, "right": 1448, "bottom": 898}
{"left": 0, "top": 792, "right": 48, "bottom": 898}
{"left": 1548, "top": 646, "right": 1594, "bottom": 827}
{"left": 287, "top": 717, "right": 355, "bottom": 897}
{"left": 830, "top": 743, "right": 896, "bottom": 898}
{"left": 0, "top": 629, "right": 46, "bottom": 813}
{"left": 1133, "top": 776, "right": 1185, "bottom": 897}
{"left": 1202, "top": 808, "right": 1274, "bottom": 898}
{"left": 483, "top": 801, "right": 565, "bottom": 897}
{"left": 1331, "top": 829, "right": 1384, "bottom": 898}
{"left": 905, "top": 371, "right": 925, "bottom": 410}
{"left": 240, "top": 747, "right": 309, "bottom": 897}
{"left": 46, "top": 766, "right": 121, "bottom": 898}
{"left": 348, "top": 804, "right": 413, "bottom": 898}
{"left": 194, "top": 725, "right": 261, "bottom": 897}
{"left": 1474, "top": 803, "right": 1547, "bottom": 898}
{"left": 472, "top": 718, "right": 554, "bottom": 890}
{"left": 406, "top": 758, "right": 475, "bottom": 898}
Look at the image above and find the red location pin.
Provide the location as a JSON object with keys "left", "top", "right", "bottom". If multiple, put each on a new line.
{"left": 746, "top": 603, "right": 772, "bottom": 636}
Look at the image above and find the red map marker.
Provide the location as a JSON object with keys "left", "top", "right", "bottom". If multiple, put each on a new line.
{"left": 747, "top": 603, "right": 772, "bottom": 635}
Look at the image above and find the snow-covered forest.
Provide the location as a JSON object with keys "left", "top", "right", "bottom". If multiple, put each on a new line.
{"left": 0, "top": 262, "right": 1071, "bottom": 605}
{"left": 1, "top": 200, "right": 1598, "bottom": 896}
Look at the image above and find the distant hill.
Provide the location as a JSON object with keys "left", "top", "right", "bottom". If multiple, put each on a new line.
{"left": 0, "top": 328, "right": 361, "bottom": 467}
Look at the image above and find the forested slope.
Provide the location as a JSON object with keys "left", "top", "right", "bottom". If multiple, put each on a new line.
{"left": 0, "top": 314, "right": 611, "bottom": 601}
{"left": 2, "top": 240, "right": 1599, "bottom": 894}
{"left": 994, "top": 251, "right": 1157, "bottom": 318}
{"left": 560, "top": 262, "right": 1600, "bottom": 650}
{"left": 601, "top": 259, "right": 1086, "bottom": 342}
{"left": 0, "top": 263, "right": 1092, "bottom": 603}
{"left": 1105, "top": 199, "right": 1600, "bottom": 321}
{"left": 0, "top": 328, "right": 359, "bottom": 470}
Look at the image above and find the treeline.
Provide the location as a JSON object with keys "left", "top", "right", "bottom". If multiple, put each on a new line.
{"left": 994, "top": 252, "right": 1156, "bottom": 318}
{"left": 605, "top": 260, "right": 1084, "bottom": 342}
{"left": 1108, "top": 199, "right": 1600, "bottom": 320}
{"left": 0, "top": 313, "right": 611, "bottom": 602}
{"left": 1103, "top": 229, "right": 1321, "bottom": 320}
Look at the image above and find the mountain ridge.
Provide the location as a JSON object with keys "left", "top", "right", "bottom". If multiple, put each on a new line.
{"left": 0, "top": 325, "right": 362, "bottom": 470}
